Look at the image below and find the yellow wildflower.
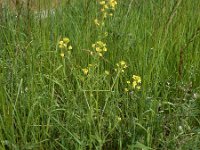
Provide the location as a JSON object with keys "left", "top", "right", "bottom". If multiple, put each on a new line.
{"left": 120, "top": 61, "right": 127, "bottom": 69}
{"left": 120, "top": 61, "right": 126, "bottom": 66}
{"left": 82, "top": 68, "right": 89, "bottom": 75}
{"left": 136, "top": 86, "right": 141, "bottom": 90}
{"left": 103, "top": 47, "right": 107, "bottom": 51}
{"left": 101, "top": 8, "right": 105, "bottom": 12}
{"left": 109, "top": 0, "right": 117, "bottom": 9}
{"left": 132, "top": 81, "right": 137, "bottom": 89}
{"left": 59, "top": 44, "right": 64, "bottom": 49}
{"left": 63, "top": 37, "right": 70, "bottom": 43}
{"left": 96, "top": 47, "right": 101, "bottom": 52}
{"left": 59, "top": 37, "right": 71, "bottom": 49}
{"left": 117, "top": 116, "right": 121, "bottom": 122}
{"left": 103, "top": 12, "right": 107, "bottom": 18}
{"left": 98, "top": 53, "right": 103, "bottom": 57}
{"left": 59, "top": 41, "right": 64, "bottom": 45}
{"left": 105, "top": 70, "right": 110, "bottom": 75}
{"left": 92, "top": 41, "right": 107, "bottom": 56}
{"left": 104, "top": 4, "right": 109, "bottom": 9}
{"left": 126, "top": 81, "right": 131, "bottom": 84}
{"left": 94, "top": 19, "right": 100, "bottom": 26}
{"left": 68, "top": 45, "right": 72, "bottom": 50}
{"left": 125, "top": 74, "right": 142, "bottom": 92}
{"left": 60, "top": 52, "right": 64, "bottom": 58}
{"left": 64, "top": 44, "right": 67, "bottom": 48}
{"left": 124, "top": 88, "right": 129, "bottom": 92}
{"left": 115, "top": 60, "right": 127, "bottom": 73}
{"left": 132, "top": 75, "right": 141, "bottom": 83}
{"left": 99, "top": 1, "right": 106, "bottom": 5}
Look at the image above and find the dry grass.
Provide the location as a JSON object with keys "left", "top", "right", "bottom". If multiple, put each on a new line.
{"left": 0, "top": 0, "right": 60, "bottom": 12}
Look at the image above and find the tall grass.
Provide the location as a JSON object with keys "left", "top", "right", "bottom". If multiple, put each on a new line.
{"left": 0, "top": 0, "right": 200, "bottom": 149}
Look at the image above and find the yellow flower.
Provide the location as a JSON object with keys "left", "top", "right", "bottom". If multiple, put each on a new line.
{"left": 103, "top": 12, "right": 107, "bottom": 18}
{"left": 132, "top": 75, "right": 141, "bottom": 83}
{"left": 115, "top": 60, "right": 127, "bottom": 73}
{"left": 109, "top": 0, "right": 117, "bottom": 9}
{"left": 132, "top": 81, "right": 137, "bottom": 89}
{"left": 59, "top": 37, "right": 71, "bottom": 49}
{"left": 119, "top": 61, "right": 128, "bottom": 69}
{"left": 63, "top": 37, "right": 70, "bottom": 43}
{"left": 59, "top": 44, "right": 64, "bottom": 49}
{"left": 96, "top": 47, "right": 101, "bottom": 52}
{"left": 101, "top": 8, "right": 105, "bottom": 12}
{"left": 105, "top": 70, "right": 110, "bottom": 75}
{"left": 98, "top": 53, "right": 103, "bottom": 57}
{"left": 63, "top": 44, "right": 67, "bottom": 48}
{"left": 92, "top": 41, "right": 107, "bottom": 57}
{"left": 59, "top": 41, "right": 64, "bottom": 45}
{"left": 60, "top": 52, "right": 64, "bottom": 57}
{"left": 99, "top": 1, "right": 106, "bottom": 5}
{"left": 68, "top": 45, "right": 72, "bottom": 50}
{"left": 120, "top": 61, "right": 126, "bottom": 66}
{"left": 126, "top": 81, "right": 131, "bottom": 84}
{"left": 103, "top": 47, "right": 107, "bottom": 52}
{"left": 136, "top": 86, "right": 141, "bottom": 90}
{"left": 124, "top": 88, "right": 129, "bottom": 92}
{"left": 82, "top": 68, "right": 89, "bottom": 75}
{"left": 117, "top": 116, "right": 121, "bottom": 122}
{"left": 94, "top": 19, "right": 100, "bottom": 26}
{"left": 104, "top": 4, "right": 109, "bottom": 9}
{"left": 96, "top": 41, "right": 104, "bottom": 46}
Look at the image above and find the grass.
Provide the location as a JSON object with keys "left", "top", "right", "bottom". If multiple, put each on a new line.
{"left": 0, "top": 0, "right": 200, "bottom": 149}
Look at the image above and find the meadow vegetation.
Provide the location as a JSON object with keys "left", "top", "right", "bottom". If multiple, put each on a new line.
{"left": 0, "top": 0, "right": 200, "bottom": 149}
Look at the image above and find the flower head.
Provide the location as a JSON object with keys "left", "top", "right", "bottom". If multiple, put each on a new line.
{"left": 109, "top": 0, "right": 117, "bottom": 10}
{"left": 63, "top": 37, "right": 70, "bottom": 44}
{"left": 115, "top": 60, "right": 128, "bottom": 73}
{"left": 95, "top": 0, "right": 117, "bottom": 27}
{"left": 94, "top": 19, "right": 100, "bottom": 26}
{"left": 58, "top": 37, "right": 72, "bottom": 57}
{"left": 92, "top": 41, "right": 107, "bottom": 57}
{"left": 82, "top": 68, "right": 89, "bottom": 75}
{"left": 124, "top": 88, "right": 129, "bottom": 92}
{"left": 132, "top": 75, "right": 141, "bottom": 83}
{"left": 125, "top": 75, "right": 141, "bottom": 92}
{"left": 117, "top": 116, "right": 121, "bottom": 122}
{"left": 60, "top": 52, "right": 65, "bottom": 58}
{"left": 105, "top": 70, "right": 110, "bottom": 75}
{"left": 68, "top": 45, "right": 73, "bottom": 50}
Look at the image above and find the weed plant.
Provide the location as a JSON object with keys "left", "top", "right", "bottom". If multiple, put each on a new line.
{"left": 0, "top": 0, "right": 200, "bottom": 149}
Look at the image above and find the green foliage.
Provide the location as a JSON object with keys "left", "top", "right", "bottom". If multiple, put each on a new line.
{"left": 0, "top": 0, "right": 200, "bottom": 149}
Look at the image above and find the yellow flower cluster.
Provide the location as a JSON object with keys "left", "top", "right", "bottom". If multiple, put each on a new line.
{"left": 99, "top": 0, "right": 117, "bottom": 15}
{"left": 82, "top": 64, "right": 96, "bottom": 75}
{"left": 58, "top": 37, "right": 73, "bottom": 57}
{"left": 94, "top": 0, "right": 117, "bottom": 26}
{"left": 115, "top": 61, "right": 128, "bottom": 73}
{"left": 108, "top": 0, "right": 117, "bottom": 9}
{"left": 82, "top": 68, "right": 89, "bottom": 75}
{"left": 125, "top": 75, "right": 141, "bottom": 92}
{"left": 92, "top": 41, "right": 107, "bottom": 57}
